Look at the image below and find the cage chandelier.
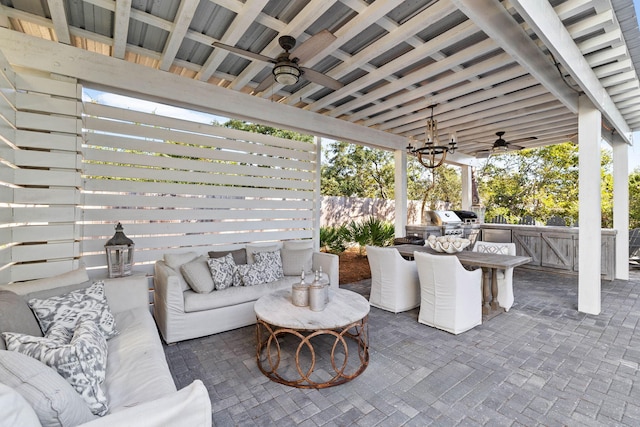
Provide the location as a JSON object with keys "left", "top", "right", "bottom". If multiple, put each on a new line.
{"left": 406, "top": 105, "right": 457, "bottom": 169}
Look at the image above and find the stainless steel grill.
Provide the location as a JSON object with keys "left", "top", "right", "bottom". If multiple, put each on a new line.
{"left": 425, "top": 210, "right": 464, "bottom": 236}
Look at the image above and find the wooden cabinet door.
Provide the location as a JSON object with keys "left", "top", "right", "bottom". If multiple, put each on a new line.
{"left": 541, "top": 232, "right": 574, "bottom": 270}
{"left": 512, "top": 230, "right": 541, "bottom": 266}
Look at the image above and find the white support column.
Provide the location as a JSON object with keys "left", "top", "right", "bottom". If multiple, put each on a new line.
{"left": 313, "top": 136, "right": 322, "bottom": 252}
{"left": 395, "top": 149, "right": 408, "bottom": 238}
{"left": 461, "top": 165, "right": 472, "bottom": 210}
{"left": 578, "top": 96, "right": 601, "bottom": 314}
{"left": 613, "top": 139, "right": 629, "bottom": 280}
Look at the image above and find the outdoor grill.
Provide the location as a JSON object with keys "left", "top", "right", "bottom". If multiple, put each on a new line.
{"left": 424, "top": 210, "right": 465, "bottom": 236}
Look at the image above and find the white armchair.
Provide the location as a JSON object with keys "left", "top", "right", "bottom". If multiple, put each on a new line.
{"left": 414, "top": 251, "right": 482, "bottom": 334}
{"left": 366, "top": 245, "right": 420, "bottom": 313}
{"left": 473, "top": 241, "right": 516, "bottom": 311}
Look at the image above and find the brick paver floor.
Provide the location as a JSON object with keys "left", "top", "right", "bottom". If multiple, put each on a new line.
{"left": 164, "top": 267, "right": 640, "bottom": 426}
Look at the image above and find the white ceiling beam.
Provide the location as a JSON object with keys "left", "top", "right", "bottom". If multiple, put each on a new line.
{"left": 565, "top": 9, "right": 615, "bottom": 38}
{"left": 112, "top": 0, "right": 131, "bottom": 59}
{"left": 451, "top": 0, "right": 579, "bottom": 116}
{"left": 0, "top": 29, "right": 421, "bottom": 156}
{"left": 508, "top": 0, "right": 631, "bottom": 144}
{"left": 585, "top": 45, "right": 628, "bottom": 67}
{"left": 577, "top": 29, "right": 623, "bottom": 55}
{"left": 594, "top": 59, "right": 633, "bottom": 79}
{"left": 158, "top": 0, "right": 200, "bottom": 71}
{"left": 46, "top": 0, "right": 71, "bottom": 44}
{"left": 285, "top": 0, "right": 461, "bottom": 106}
{"left": 197, "top": 0, "right": 269, "bottom": 82}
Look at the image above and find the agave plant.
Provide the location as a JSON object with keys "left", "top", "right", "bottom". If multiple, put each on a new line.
{"left": 319, "top": 225, "right": 349, "bottom": 254}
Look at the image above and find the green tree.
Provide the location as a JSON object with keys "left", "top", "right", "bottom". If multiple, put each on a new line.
{"left": 629, "top": 169, "right": 640, "bottom": 229}
{"left": 477, "top": 142, "right": 613, "bottom": 226}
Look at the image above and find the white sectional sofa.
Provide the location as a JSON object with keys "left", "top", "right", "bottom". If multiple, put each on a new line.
{"left": 153, "top": 241, "right": 339, "bottom": 344}
{"left": 0, "top": 267, "right": 211, "bottom": 427}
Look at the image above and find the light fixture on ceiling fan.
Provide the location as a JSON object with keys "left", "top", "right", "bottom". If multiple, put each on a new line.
{"left": 406, "top": 105, "right": 457, "bottom": 168}
{"left": 212, "top": 30, "right": 343, "bottom": 93}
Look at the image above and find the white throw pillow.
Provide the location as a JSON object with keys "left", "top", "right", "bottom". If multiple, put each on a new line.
{"left": 28, "top": 282, "right": 117, "bottom": 340}
{"left": 163, "top": 252, "right": 198, "bottom": 270}
{"left": 0, "top": 383, "right": 42, "bottom": 427}
{"left": 180, "top": 256, "right": 215, "bottom": 293}
{"left": 3, "top": 320, "right": 109, "bottom": 416}
{"left": 281, "top": 247, "right": 314, "bottom": 276}
{"left": 0, "top": 350, "right": 96, "bottom": 426}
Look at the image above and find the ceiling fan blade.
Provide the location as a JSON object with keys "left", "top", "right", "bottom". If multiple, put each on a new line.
{"left": 212, "top": 42, "right": 275, "bottom": 63}
{"left": 509, "top": 136, "right": 538, "bottom": 144}
{"left": 300, "top": 67, "right": 343, "bottom": 90}
{"left": 292, "top": 30, "right": 336, "bottom": 64}
{"left": 253, "top": 75, "right": 276, "bottom": 93}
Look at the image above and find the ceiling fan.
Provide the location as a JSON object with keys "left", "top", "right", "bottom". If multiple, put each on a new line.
{"left": 473, "top": 131, "right": 538, "bottom": 158}
{"left": 212, "top": 30, "right": 344, "bottom": 93}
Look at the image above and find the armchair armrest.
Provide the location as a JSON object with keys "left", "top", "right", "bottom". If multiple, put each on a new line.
{"left": 81, "top": 380, "right": 211, "bottom": 427}
{"left": 313, "top": 252, "right": 339, "bottom": 289}
{"left": 104, "top": 276, "right": 149, "bottom": 314}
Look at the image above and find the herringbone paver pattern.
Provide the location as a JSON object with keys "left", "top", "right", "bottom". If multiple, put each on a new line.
{"left": 164, "top": 269, "right": 640, "bottom": 426}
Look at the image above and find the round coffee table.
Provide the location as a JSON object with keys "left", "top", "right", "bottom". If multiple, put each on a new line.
{"left": 254, "top": 288, "right": 370, "bottom": 388}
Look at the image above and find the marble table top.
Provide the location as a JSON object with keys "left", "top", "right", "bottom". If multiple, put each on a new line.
{"left": 254, "top": 288, "right": 370, "bottom": 330}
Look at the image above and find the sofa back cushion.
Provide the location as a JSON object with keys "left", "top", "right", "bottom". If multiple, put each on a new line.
{"left": 208, "top": 248, "right": 247, "bottom": 266}
{"left": 163, "top": 252, "right": 198, "bottom": 292}
{"left": 0, "top": 290, "right": 43, "bottom": 350}
{"left": 246, "top": 244, "right": 280, "bottom": 264}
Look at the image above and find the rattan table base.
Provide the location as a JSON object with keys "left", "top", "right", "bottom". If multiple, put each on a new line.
{"left": 256, "top": 316, "right": 369, "bottom": 389}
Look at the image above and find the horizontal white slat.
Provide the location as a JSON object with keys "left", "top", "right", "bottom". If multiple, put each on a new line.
{"left": 84, "top": 148, "right": 310, "bottom": 179}
{"left": 82, "top": 218, "right": 313, "bottom": 244}
{"left": 0, "top": 207, "right": 11, "bottom": 224}
{"left": 14, "top": 169, "right": 81, "bottom": 187}
{"left": 16, "top": 130, "right": 80, "bottom": 151}
{"left": 81, "top": 207, "right": 312, "bottom": 222}
{"left": 82, "top": 163, "right": 313, "bottom": 191}
{"left": 14, "top": 187, "right": 80, "bottom": 205}
{"left": 0, "top": 186, "right": 13, "bottom": 203}
{"left": 0, "top": 120, "right": 16, "bottom": 147}
{"left": 82, "top": 193, "right": 313, "bottom": 210}
{"left": 16, "top": 111, "right": 81, "bottom": 133}
{"left": 84, "top": 103, "right": 315, "bottom": 153}
{"left": 0, "top": 53, "right": 16, "bottom": 93}
{"left": 8, "top": 259, "right": 81, "bottom": 283}
{"left": 82, "top": 178, "right": 312, "bottom": 200}
{"left": 83, "top": 117, "right": 316, "bottom": 163}
{"left": 13, "top": 149, "right": 80, "bottom": 169}
{"left": 16, "top": 92, "right": 80, "bottom": 116}
{"left": 12, "top": 224, "right": 78, "bottom": 242}
{"left": 16, "top": 73, "right": 78, "bottom": 98}
{"left": 0, "top": 93, "right": 16, "bottom": 126}
{"left": 12, "top": 206, "right": 79, "bottom": 223}
{"left": 85, "top": 133, "right": 315, "bottom": 171}
{"left": 12, "top": 242, "right": 80, "bottom": 263}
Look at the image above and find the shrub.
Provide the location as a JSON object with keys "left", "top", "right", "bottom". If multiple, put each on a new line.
{"left": 320, "top": 225, "right": 348, "bottom": 254}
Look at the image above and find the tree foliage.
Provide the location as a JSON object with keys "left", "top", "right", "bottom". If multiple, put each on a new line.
{"left": 477, "top": 142, "right": 615, "bottom": 227}
{"left": 630, "top": 169, "right": 640, "bottom": 229}
{"left": 222, "top": 119, "right": 313, "bottom": 142}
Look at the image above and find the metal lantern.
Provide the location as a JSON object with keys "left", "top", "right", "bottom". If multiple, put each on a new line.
{"left": 105, "top": 222, "right": 135, "bottom": 278}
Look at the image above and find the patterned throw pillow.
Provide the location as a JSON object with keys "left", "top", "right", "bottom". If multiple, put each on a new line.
{"left": 3, "top": 320, "right": 109, "bottom": 416}
{"left": 237, "top": 260, "right": 282, "bottom": 286}
{"left": 207, "top": 253, "right": 239, "bottom": 290}
{"left": 476, "top": 244, "right": 510, "bottom": 255}
{"left": 28, "top": 281, "right": 117, "bottom": 340}
{"left": 253, "top": 250, "right": 284, "bottom": 279}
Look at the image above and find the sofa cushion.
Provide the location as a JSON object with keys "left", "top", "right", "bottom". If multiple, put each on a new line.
{"left": 28, "top": 281, "right": 118, "bottom": 339}
{"left": 163, "top": 252, "right": 198, "bottom": 270}
{"left": 246, "top": 244, "right": 280, "bottom": 264}
{"left": 0, "top": 266, "right": 90, "bottom": 297}
{"left": 0, "top": 290, "right": 43, "bottom": 351}
{"left": 208, "top": 248, "right": 247, "bottom": 265}
{"left": 0, "top": 350, "right": 96, "bottom": 426}
{"left": 0, "top": 383, "right": 42, "bottom": 427}
{"left": 281, "top": 247, "right": 314, "bottom": 276}
{"left": 104, "top": 308, "right": 177, "bottom": 413}
{"left": 207, "top": 254, "right": 239, "bottom": 290}
{"left": 283, "top": 240, "right": 314, "bottom": 250}
{"left": 253, "top": 250, "right": 284, "bottom": 278}
{"left": 180, "top": 256, "right": 215, "bottom": 293}
{"left": 184, "top": 276, "right": 298, "bottom": 312}
{"left": 3, "top": 321, "right": 109, "bottom": 416}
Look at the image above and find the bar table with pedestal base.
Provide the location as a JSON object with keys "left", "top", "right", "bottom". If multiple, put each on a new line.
{"left": 254, "top": 288, "right": 370, "bottom": 389}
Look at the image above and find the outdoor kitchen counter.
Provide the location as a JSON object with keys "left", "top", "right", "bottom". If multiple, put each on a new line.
{"left": 479, "top": 224, "right": 616, "bottom": 280}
